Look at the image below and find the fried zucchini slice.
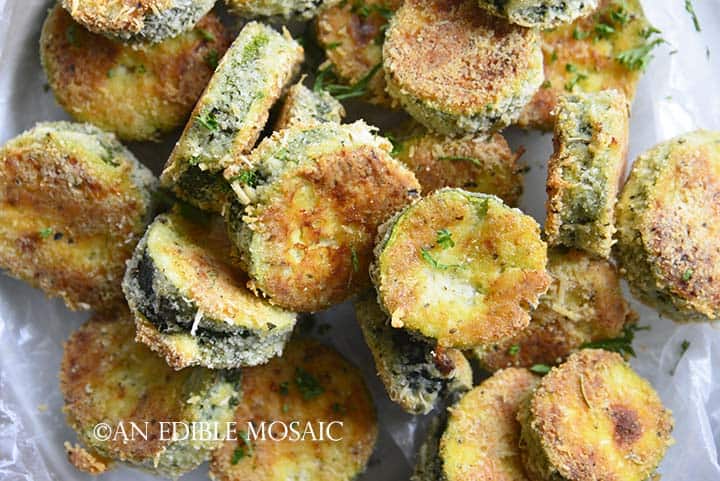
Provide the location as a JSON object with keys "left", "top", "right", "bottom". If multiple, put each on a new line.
{"left": 412, "top": 368, "right": 539, "bottom": 481}
{"left": 210, "top": 338, "right": 377, "bottom": 481}
{"left": 544, "top": 90, "right": 629, "bottom": 259}
{"left": 160, "top": 22, "right": 303, "bottom": 213}
{"left": 616, "top": 130, "right": 720, "bottom": 322}
{"left": 383, "top": 0, "right": 543, "bottom": 136}
{"left": 519, "top": 0, "right": 654, "bottom": 130}
{"left": 355, "top": 295, "right": 472, "bottom": 415}
{"left": 227, "top": 0, "right": 334, "bottom": 19}
{"left": 0, "top": 122, "right": 155, "bottom": 310}
{"left": 372, "top": 188, "right": 551, "bottom": 349}
{"left": 60, "top": 309, "right": 239, "bottom": 478}
{"left": 224, "top": 121, "right": 420, "bottom": 312}
{"left": 41, "top": 6, "right": 229, "bottom": 142}
{"left": 123, "top": 210, "right": 297, "bottom": 369}
{"left": 316, "top": 0, "right": 401, "bottom": 106}
{"left": 518, "top": 349, "right": 674, "bottom": 481}
{"left": 393, "top": 127, "right": 524, "bottom": 206}
{"left": 60, "top": 0, "right": 216, "bottom": 44}
{"left": 478, "top": 0, "right": 598, "bottom": 29}
{"left": 273, "top": 81, "right": 345, "bottom": 131}
{"left": 472, "top": 248, "right": 635, "bottom": 371}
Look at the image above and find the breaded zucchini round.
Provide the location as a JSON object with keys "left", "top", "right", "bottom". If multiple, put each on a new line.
{"left": 616, "top": 130, "right": 720, "bottom": 322}
{"left": 160, "top": 22, "right": 303, "bottom": 213}
{"left": 518, "top": 349, "right": 674, "bottom": 481}
{"left": 472, "top": 248, "right": 635, "bottom": 371}
{"left": 519, "top": 0, "right": 653, "bottom": 130}
{"left": 545, "top": 90, "right": 629, "bottom": 259}
{"left": 0, "top": 122, "right": 155, "bottom": 310}
{"left": 393, "top": 127, "right": 524, "bottom": 206}
{"left": 355, "top": 295, "right": 472, "bottom": 414}
{"left": 316, "top": 0, "right": 401, "bottom": 106}
{"left": 61, "top": 309, "right": 239, "bottom": 478}
{"left": 41, "top": 6, "right": 229, "bottom": 142}
{"left": 273, "top": 81, "right": 345, "bottom": 131}
{"left": 227, "top": 0, "right": 334, "bottom": 19}
{"left": 383, "top": 0, "right": 543, "bottom": 136}
{"left": 60, "top": 0, "right": 216, "bottom": 44}
{"left": 412, "top": 368, "right": 539, "bottom": 481}
{"left": 224, "top": 121, "right": 420, "bottom": 312}
{"left": 210, "top": 338, "right": 377, "bottom": 481}
{"left": 123, "top": 210, "right": 297, "bottom": 369}
{"left": 478, "top": 0, "right": 598, "bottom": 29}
{"left": 372, "top": 188, "right": 551, "bottom": 349}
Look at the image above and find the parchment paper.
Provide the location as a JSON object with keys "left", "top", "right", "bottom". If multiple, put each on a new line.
{"left": 1, "top": 0, "right": 719, "bottom": 479}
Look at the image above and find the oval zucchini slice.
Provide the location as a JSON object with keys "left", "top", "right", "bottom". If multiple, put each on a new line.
{"left": 123, "top": 209, "right": 297, "bottom": 369}
{"left": 545, "top": 90, "right": 629, "bottom": 259}
{"left": 478, "top": 0, "right": 598, "bottom": 29}
{"left": 472, "top": 248, "right": 635, "bottom": 371}
{"left": 372, "top": 188, "right": 551, "bottom": 349}
{"left": 0, "top": 121, "right": 156, "bottom": 310}
{"left": 392, "top": 126, "right": 524, "bottom": 206}
{"left": 160, "top": 22, "right": 303, "bottom": 213}
{"left": 355, "top": 295, "right": 472, "bottom": 415}
{"left": 615, "top": 130, "right": 720, "bottom": 322}
{"left": 227, "top": 0, "right": 333, "bottom": 19}
{"left": 61, "top": 308, "right": 239, "bottom": 478}
{"left": 60, "top": 0, "right": 216, "bottom": 44}
{"left": 210, "top": 338, "right": 377, "bottom": 481}
{"left": 383, "top": 0, "right": 543, "bottom": 135}
{"left": 41, "top": 5, "right": 229, "bottom": 142}
{"left": 224, "top": 121, "right": 420, "bottom": 312}
{"left": 273, "top": 81, "right": 345, "bottom": 131}
{"left": 519, "top": 0, "right": 654, "bottom": 130}
{"left": 518, "top": 349, "right": 674, "bottom": 481}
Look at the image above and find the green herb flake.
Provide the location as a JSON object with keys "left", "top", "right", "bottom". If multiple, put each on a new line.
{"left": 616, "top": 28, "right": 664, "bottom": 71}
{"left": 197, "top": 111, "right": 219, "bottom": 131}
{"left": 314, "top": 62, "right": 382, "bottom": 101}
{"left": 682, "top": 268, "right": 694, "bottom": 282}
{"left": 573, "top": 27, "right": 589, "bottom": 40}
{"left": 205, "top": 49, "right": 220, "bottom": 70}
{"left": 231, "top": 431, "right": 254, "bottom": 464}
{"left": 436, "top": 229, "right": 454, "bottom": 249}
{"left": 580, "top": 324, "right": 650, "bottom": 358}
{"left": 282, "top": 403, "right": 289, "bottom": 413}
{"left": 420, "top": 248, "right": 464, "bottom": 271}
{"left": 295, "top": 368, "right": 324, "bottom": 400}
{"left": 39, "top": 227, "right": 53, "bottom": 239}
{"left": 196, "top": 27, "right": 216, "bottom": 42}
{"left": 228, "top": 170, "right": 258, "bottom": 187}
{"left": 350, "top": 247, "right": 360, "bottom": 272}
{"left": 594, "top": 22, "right": 615, "bottom": 39}
{"left": 684, "top": 0, "right": 701, "bottom": 32}
{"left": 66, "top": 25, "right": 78, "bottom": 46}
{"left": 541, "top": 80, "right": 552, "bottom": 89}
{"left": 672, "top": 340, "right": 691, "bottom": 375}
{"left": 326, "top": 41, "right": 342, "bottom": 50}
{"left": 530, "top": 364, "right": 551, "bottom": 374}
{"left": 437, "top": 155, "right": 483, "bottom": 167}
{"left": 508, "top": 345, "right": 520, "bottom": 356}
{"left": 279, "top": 381, "right": 289, "bottom": 396}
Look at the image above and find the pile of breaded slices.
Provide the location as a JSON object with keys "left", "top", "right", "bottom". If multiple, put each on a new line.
{"left": 1, "top": 0, "right": 717, "bottom": 479}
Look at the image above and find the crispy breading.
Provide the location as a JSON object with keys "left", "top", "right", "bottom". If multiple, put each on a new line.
{"left": 274, "top": 81, "right": 345, "bottom": 130}
{"left": 478, "top": 0, "right": 598, "bottom": 29}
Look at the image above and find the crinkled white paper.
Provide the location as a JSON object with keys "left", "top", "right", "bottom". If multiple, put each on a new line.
{"left": 1, "top": 0, "right": 719, "bottom": 479}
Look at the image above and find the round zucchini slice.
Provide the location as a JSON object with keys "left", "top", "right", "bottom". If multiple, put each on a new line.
{"left": 273, "top": 81, "right": 345, "bottom": 131}
{"left": 316, "top": 0, "right": 401, "bottom": 106}
{"left": 545, "top": 90, "right": 629, "bottom": 259}
{"left": 518, "top": 349, "right": 674, "bottom": 481}
{"left": 477, "top": 0, "right": 598, "bottom": 29}
{"left": 61, "top": 309, "right": 239, "bottom": 478}
{"left": 392, "top": 127, "right": 524, "bottom": 206}
{"left": 355, "top": 295, "right": 472, "bottom": 415}
{"left": 383, "top": 0, "right": 543, "bottom": 136}
{"left": 60, "top": 0, "right": 216, "bottom": 44}
{"left": 372, "top": 188, "right": 551, "bottom": 349}
{"left": 227, "top": 0, "right": 334, "bottom": 19}
{"left": 160, "top": 22, "right": 303, "bottom": 213}
{"left": 210, "top": 338, "right": 377, "bottom": 481}
{"left": 224, "top": 121, "right": 420, "bottom": 312}
{"left": 615, "top": 130, "right": 720, "bottom": 322}
{"left": 472, "top": 248, "right": 635, "bottom": 371}
{"left": 41, "top": 5, "right": 229, "bottom": 142}
{"left": 519, "top": 0, "right": 654, "bottom": 130}
{"left": 0, "top": 121, "right": 156, "bottom": 310}
{"left": 123, "top": 210, "right": 297, "bottom": 369}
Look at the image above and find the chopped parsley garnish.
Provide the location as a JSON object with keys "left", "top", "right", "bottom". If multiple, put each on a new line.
{"left": 616, "top": 27, "right": 664, "bottom": 71}
{"left": 573, "top": 27, "right": 589, "bottom": 40}
{"left": 295, "top": 368, "right": 324, "bottom": 400}
{"left": 205, "top": 49, "right": 220, "bottom": 70}
{"left": 385, "top": 133, "right": 403, "bottom": 157}
{"left": 610, "top": 3, "right": 629, "bottom": 25}
{"left": 436, "top": 229, "right": 454, "bottom": 249}
{"left": 530, "top": 364, "right": 551, "bottom": 374}
{"left": 231, "top": 431, "right": 253, "bottom": 464}
{"left": 672, "top": 340, "right": 691, "bottom": 375}
{"left": 564, "top": 63, "right": 588, "bottom": 91}
{"left": 66, "top": 25, "right": 78, "bottom": 46}
{"left": 326, "top": 41, "right": 342, "bottom": 50}
{"left": 196, "top": 27, "right": 216, "bottom": 42}
{"left": 541, "top": 80, "right": 552, "bottom": 89}
{"left": 228, "top": 170, "right": 259, "bottom": 187}
{"left": 580, "top": 324, "right": 650, "bottom": 358}
{"left": 684, "top": 0, "right": 701, "bottom": 32}
{"left": 594, "top": 22, "right": 615, "bottom": 39}
{"left": 197, "top": 111, "right": 219, "bottom": 131}
{"left": 437, "top": 155, "right": 483, "bottom": 167}
{"left": 350, "top": 247, "right": 360, "bottom": 272}
{"left": 420, "top": 248, "right": 464, "bottom": 271}
{"left": 39, "top": 227, "right": 53, "bottom": 239}
{"left": 682, "top": 268, "right": 694, "bottom": 282}
{"left": 314, "top": 62, "right": 382, "bottom": 101}
{"left": 279, "top": 381, "right": 290, "bottom": 396}
{"left": 508, "top": 345, "right": 520, "bottom": 356}
{"left": 99, "top": 142, "right": 121, "bottom": 167}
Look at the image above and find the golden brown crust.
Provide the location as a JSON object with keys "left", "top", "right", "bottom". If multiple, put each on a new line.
{"left": 473, "top": 249, "right": 635, "bottom": 371}
{"left": 440, "top": 368, "right": 539, "bottom": 481}
{"left": 519, "top": 349, "right": 674, "bottom": 481}
{"left": 0, "top": 122, "right": 155, "bottom": 310}
{"left": 395, "top": 130, "right": 524, "bottom": 205}
{"left": 41, "top": 6, "right": 229, "bottom": 142}
{"left": 210, "top": 338, "right": 377, "bottom": 481}
{"left": 64, "top": 442, "right": 112, "bottom": 475}
{"left": 518, "top": 0, "right": 651, "bottom": 130}
{"left": 316, "top": 0, "right": 401, "bottom": 106}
